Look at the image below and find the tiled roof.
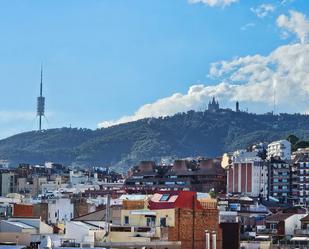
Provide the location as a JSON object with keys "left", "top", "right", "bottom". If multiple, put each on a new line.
{"left": 73, "top": 209, "right": 106, "bottom": 221}
{"left": 301, "top": 214, "right": 309, "bottom": 222}
{"left": 265, "top": 213, "right": 293, "bottom": 222}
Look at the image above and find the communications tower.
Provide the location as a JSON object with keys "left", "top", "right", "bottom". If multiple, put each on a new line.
{"left": 37, "top": 67, "right": 45, "bottom": 131}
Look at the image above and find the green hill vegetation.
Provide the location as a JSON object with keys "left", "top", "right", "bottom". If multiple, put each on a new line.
{"left": 0, "top": 109, "right": 309, "bottom": 170}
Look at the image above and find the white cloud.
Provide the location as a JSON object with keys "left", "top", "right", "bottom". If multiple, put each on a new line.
{"left": 98, "top": 42, "right": 309, "bottom": 128}
{"left": 241, "top": 22, "right": 255, "bottom": 31}
{"left": 280, "top": 0, "right": 294, "bottom": 6}
{"left": 251, "top": 4, "right": 275, "bottom": 18}
{"left": 98, "top": 10, "right": 309, "bottom": 128}
{"left": 188, "top": 0, "right": 239, "bottom": 7}
{"left": 277, "top": 10, "right": 309, "bottom": 44}
{"left": 0, "top": 111, "right": 35, "bottom": 123}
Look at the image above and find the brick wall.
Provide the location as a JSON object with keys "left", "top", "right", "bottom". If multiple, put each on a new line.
{"left": 168, "top": 207, "right": 222, "bottom": 249}
{"left": 123, "top": 200, "right": 145, "bottom": 210}
{"left": 13, "top": 203, "right": 34, "bottom": 217}
{"left": 33, "top": 203, "right": 48, "bottom": 222}
{"left": 73, "top": 199, "right": 91, "bottom": 218}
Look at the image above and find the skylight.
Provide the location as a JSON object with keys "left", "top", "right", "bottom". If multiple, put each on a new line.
{"left": 160, "top": 194, "right": 170, "bottom": 202}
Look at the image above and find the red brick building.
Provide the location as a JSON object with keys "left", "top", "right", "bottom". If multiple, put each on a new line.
{"left": 13, "top": 203, "right": 35, "bottom": 217}
{"left": 149, "top": 191, "right": 222, "bottom": 249}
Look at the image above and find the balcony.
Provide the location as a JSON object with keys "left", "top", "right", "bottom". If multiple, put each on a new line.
{"left": 294, "top": 229, "right": 309, "bottom": 235}
{"left": 257, "top": 228, "right": 278, "bottom": 235}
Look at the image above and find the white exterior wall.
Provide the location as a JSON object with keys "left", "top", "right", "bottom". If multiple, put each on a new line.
{"left": 48, "top": 198, "right": 74, "bottom": 224}
{"left": 285, "top": 214, "right": 306, "bottom": 235}
{"left": 251, "top": 164, "right": 267, "bottom": 198}
{"left": 69, "top": 171, "right": 89, "bottom": 185}
{"left": 227, "top": 155, "right": 267, "bottom": 198}
{"left": 267, "top": 140, "right": 291, "bottom": 160}
{"left": 251, "top": 165, "right": 260, "bottom": 197}
{"left": 66, "top": 221, "right": 90, "bottom": 243}
{"left": 65, "top": 221, "right": 104, "bottom": 244}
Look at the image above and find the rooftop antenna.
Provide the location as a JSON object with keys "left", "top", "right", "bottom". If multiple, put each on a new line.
{"left": 273, "top": 77, "right": 277, "bottom": 115}
{"left": 37, "top": 65, "right": 45, "bottom": 131}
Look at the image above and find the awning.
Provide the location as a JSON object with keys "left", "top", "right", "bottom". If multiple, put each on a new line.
{"left": 130, "top": 210, "right": 156, "bottom": 216}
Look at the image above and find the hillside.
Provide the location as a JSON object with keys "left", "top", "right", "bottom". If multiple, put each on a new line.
{"left": 1, "top": 109, "right": 309, "bottom": 170}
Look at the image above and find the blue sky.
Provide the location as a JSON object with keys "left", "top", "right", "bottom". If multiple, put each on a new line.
{"left": 0, "top": 0, "right": 309, "bottom": 138}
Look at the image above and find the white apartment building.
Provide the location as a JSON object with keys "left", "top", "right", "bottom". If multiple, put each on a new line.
{"left": 227, "top": 150, "right": 268, "bottom": 198}
{"left": 267, "top": 140, "right": 291, "bottom": 161}
{"left": 47, "top": 198, "right": 74, "bottom": 224}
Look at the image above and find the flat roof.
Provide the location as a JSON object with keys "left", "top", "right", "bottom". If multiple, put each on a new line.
{"left": 4, "top": 221, "right": 34, "bottom": 229}
{"left": 71, "top": 221, "right": 103, "bottom": 230}
{"left": 119, "top": 194, "right": 148, "bottom": 201}
{"left": 291, "top": 237, "right": 309, "bottom": 241}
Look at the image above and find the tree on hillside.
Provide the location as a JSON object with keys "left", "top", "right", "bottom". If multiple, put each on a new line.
{"left": 287, "top": 134, "right": 300, "bottom": 151}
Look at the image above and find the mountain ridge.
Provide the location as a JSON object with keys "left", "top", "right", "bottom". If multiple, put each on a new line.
{"left": 1, "top": 109, "right": 309, "bottom": 170}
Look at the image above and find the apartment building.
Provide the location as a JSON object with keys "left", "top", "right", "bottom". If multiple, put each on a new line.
{"left": 268, "top": 157, "right": 291, "bottom": 203}
{"left": 125, "top": 159, "right": 226, "bottom": 194}
{"left": 267, "top": 140, "right": 291, "bottom": 161}
{"left": 227, "top": 150, "right": 268, "bottom": 198}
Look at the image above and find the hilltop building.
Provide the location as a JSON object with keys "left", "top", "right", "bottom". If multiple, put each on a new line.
{"left": 236, "top": 101, "right": 240, "bottom": 112}
{"left": 208, "top": 97, "right": 220, "bottom": 112}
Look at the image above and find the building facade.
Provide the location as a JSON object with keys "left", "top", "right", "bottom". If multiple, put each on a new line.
{"left": 125, "top": 159, "right": 226, "bottom": 194}
{"left": 268, "top": 157, "right": 291, "bottom": 203}
{"left": 227, "top": 151, "right": 267, "bottom": 198}
{"left": 267, "top": 140, "right": 291, "bottom": 161}
{"left": 47, "top": 198, "right": 74, "bottom": 224}
{"left": 0, "top": 172, "right": 16, "bottom": 197}
{"left": 208, "top": 97, "right": 220, "bottom": 112}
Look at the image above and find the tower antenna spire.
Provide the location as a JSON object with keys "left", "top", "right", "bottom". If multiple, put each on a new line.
{"left": 273, "top": 77, "right": 277, "bottom": 115}
{"left": 37, "top": 65, "right": 45, "bottom": 131}
{"left": 40, "top": 64, "right": 43, "bottom": 97}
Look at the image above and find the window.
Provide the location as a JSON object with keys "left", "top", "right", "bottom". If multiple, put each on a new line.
{"left": 146, "top": 217, "right": 156, "bottom": 227}
{"left": 55, "top": 212, "right": 57, "bottom": 218}
{"left": 269, "top": 223, "right": 277, "bottom": 229}
{"left": 160, "top": 217, "right": 167, "bottom": 227}
{"left": 124, "top": 216, "right": 129, "bottom": 225}
{"left": 132, "top": 176, "right": 143, "bottom": 179}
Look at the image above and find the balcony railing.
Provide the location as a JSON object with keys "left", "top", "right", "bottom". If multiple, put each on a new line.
{"left": 257, "top": 228, "right": 278, "bottom": 235}
{"left": 294, "top": 229, "right": 309, "bottom": 235}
